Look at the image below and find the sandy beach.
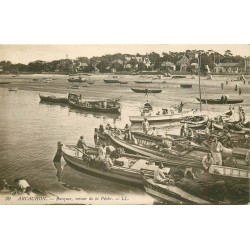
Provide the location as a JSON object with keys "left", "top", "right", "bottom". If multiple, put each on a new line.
{"left": 1, "top": 73, "right": 249, "bottom": 116}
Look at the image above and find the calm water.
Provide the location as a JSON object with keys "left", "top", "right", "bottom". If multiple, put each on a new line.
{"left": 0, "top": 88, "right": 154, "bottom": 203}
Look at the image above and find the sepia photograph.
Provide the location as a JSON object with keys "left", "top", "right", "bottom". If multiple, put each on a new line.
{"left": 0, "top": 44, "right": 249, "bottom": 205}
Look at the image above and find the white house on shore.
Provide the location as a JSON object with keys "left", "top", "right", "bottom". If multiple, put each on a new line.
{"left": 214, "top": 62, "right": 239, "bottom": 73}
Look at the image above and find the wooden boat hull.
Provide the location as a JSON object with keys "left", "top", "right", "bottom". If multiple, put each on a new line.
{"left": 141, "top": 174, "right": 211, "bottom": 204}
{"left": 62, "top": 145, "right": 143, "bottom": 186}
{"left": 120, "top": 81, "right": 128, "bottom": 84}
{"left": 209, "top": 165, "right": 250, "bottom": 185}
{"left": 39, "top": 94, "right": 69, "bottom": 104}
{"left": 69, "top": 99, "right": 121, "bottom": 114}
{"left": 131, "top": 88, "right": 162, "bottom": 93}
{"left": 196, "top": 98, "right": 244, "bottom": 104}
{"left": 0, "top": 81, "right": 10, "bottom": 84}
{"left": 68, "top": 78, "right": 86, "bottom": 82}
{"left": 180, "top": 84, "right": 192, "bottom": 88}
{"left": 8, "top": 88, "right": 18, "bottom": 91}
{"left": 180, "top": 116, "right": 207, "bottom": 129}
{"left": 97, "top": 131, "right": 203, "bottom": 169}
{"left": 134, "top": 80, "right": 152, "bottom": 84}
{"left": 129, "top": 111, "right": 194, "bottom": 123}
{"left": 104, "top": 79, "right": 120, "bottom": 83}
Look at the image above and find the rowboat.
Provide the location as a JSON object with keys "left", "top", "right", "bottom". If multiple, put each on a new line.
{"left": 131, "top": 88, "right": 162, "bottom": 93}
{"left": 196, "top": 98, "right": 244, "bottom": 104}
{"left": 213, "top": 121, "right": 250, "bottom": 134}
{"left": 71, "top": 85, "right": 80, "bottom": 89}
{"left": 39, "top": 94, "right": 69, "bottom": 104}
{"left": 104, "top": 79, "right": 120, "bottom": 83}
{"left": 8, "top": 88, "right": 18, "bottom": 91}
{"left": 33, "top": 79, "right": 40, "bottom": 81}
{"left": 120, "top": 81, "right": 128, "bottom": 84}
{"left": 209, "top": 164, "right": 250, "bottom": 185}
{"left": 180, "top": 84, "right": 192, "bottom": 88}
{"left": 141, "top": 173, "right": 211, "bottom": 204}
{"left": 171, "top": 75, "right": 186, "bottom": 79}
{"left": 68, "top": 77, "right": 86, "bottom": 83}
{"left": 180, "top": 115, "right": 208, "bottom": 129}
{"left": 0, "top": 81, "right": 10, "bottom": 84}
{"left": 68, "top": 99, "right": 121, "bottom": 114}
{"left": 129, "top": 110, "right": 195, "bottom": 123}
{"left": 134, "top": 80, "right": 152, "bottom": 84}
{"left": 61, "top": 144, "right": 161, "bottom": 187}
{"left": 97, "top": 130, "right": 204, "bottom": 169}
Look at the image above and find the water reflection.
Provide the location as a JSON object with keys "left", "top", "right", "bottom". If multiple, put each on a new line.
{"left": 68, "top": 107, "right": 121, "bottom": 121}
{"left": 39, "top": 100, "right": 68, "bottom": 108}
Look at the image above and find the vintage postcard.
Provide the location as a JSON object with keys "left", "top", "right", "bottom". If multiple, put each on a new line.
{"left": 0, "top": 44, "right": 249, "bottom": 205}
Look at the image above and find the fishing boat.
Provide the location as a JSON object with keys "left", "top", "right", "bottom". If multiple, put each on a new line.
{"left": 208, "top": 164, "right": 250, "bottom": 185}
{"left": 103, "top": 79, "right": 120, "bottom": 83}
{"left": 39, "top": 94, "right": 69, "bottom": 104}
{"left": 180, "top": 84, "right": 192, "bottom": 88}
{"left": 61, "top": 144, "right": 158, "bottom": 186}
{"left": 8, "top": 87, "right": 18, "bottom": 91}
{"left": 131, "top": 88, "right": 162, "bottom": 93}
{"left": 68, "top": 77, "right": 86, "bottom": 83}
{"left": 71, "top": 85, "right": 80, "bottom": 89}
{"left": 180, "top": 115, "right": 208, "bottom": 129}
{"left": 0, "top": 81, "right": 10, "bottom": 84}
{"left": 68, "top": 98, "right": 121, "bottom": 114}
{"left": 141, "top": 173, "right": 211, "bottom": 204}
{"left": 171, "top": 75, "right": 186, "bottom": 79}
{"left": 119, "top": 81, "right": 128, "bottom": 84}
{"left": 196, "top": 98, "right": 244, "bottom": 105}
{"left": 96, "top": 130, "right": 204, "bottom": 169}
{"left": 129, "top": 110, "right": 195, "bottom": 123}
{"left": 134, "top": 80, "right": 152, "bottom": 84}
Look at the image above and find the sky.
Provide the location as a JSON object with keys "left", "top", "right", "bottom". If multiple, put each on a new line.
{"left": 0, "top": 44, "right": 249, "bottom": 64}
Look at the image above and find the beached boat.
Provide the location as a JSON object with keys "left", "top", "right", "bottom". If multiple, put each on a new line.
{"left": 141, "top": 173, "right": 211, "bottom": 204}
{"left": 134, "top": 80, "right": 152, "bottom": 84}
{"left": 71, "top": 85, "right": 80, "bottom": 89}
{"left": 129, "top": 110, "right": 195, "bottom": 123}
{"left": 131, "top": 88, "right": 162, "bottom": 94}
{"left": 39, "top": 94, "right": 69, "bottom": 104}
{"left": 196, "top": 98, "right": 244, "bottom": 104}
{"left": 0, "top": 81, "right": 10, "bottom": 84}
{"left": 104, "top": 79, "right": 120, "bottom": 83}
{"left": 120, "top": 81, "right": 128, "bottom": 84}
{"left": 68, "top": 77, "right": 86, "bottom": 83}
{"left": 172, "top": 75, "right": 186, "bottom": 79}
{"left": 180, "top": 84, "right": 192, "bottom": 88}
{"left": 8, "top": 88, "right": 18, "bottom": 91}
{"left": 61, "top": 144, "right": 157, "bottom": 186}
{"left": 208, "top": 164, "right": 250, "bottom": 185}
{"left": 180, "top": 115, "right": 208, "bottom": 129}
{"left": 97, "top": 130, "right": 204, "bottom": 169}
{"left": 68, "top": 98, "right": 121, "bottom": 114}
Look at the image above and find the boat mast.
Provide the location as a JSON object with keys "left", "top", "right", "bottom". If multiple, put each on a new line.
{"left": 198, "top": 53, "right": 202, "bottom": 112}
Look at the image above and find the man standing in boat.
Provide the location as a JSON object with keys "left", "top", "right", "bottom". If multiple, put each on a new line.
{"left": 202, "top": 153, "right": 214, "bottom": 172}
{"left": 76, "top": 136, "right": 87, "bottom": 156}
{"left": 142, "top": 118, "right": 149, "bottom": 134}
{"left": 210, "top": 138, "right": 223, "bottom": 165}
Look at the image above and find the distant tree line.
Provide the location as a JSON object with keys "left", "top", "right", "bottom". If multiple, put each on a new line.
{"left": 0, "top": 49, "right": 246, "bottom": 74}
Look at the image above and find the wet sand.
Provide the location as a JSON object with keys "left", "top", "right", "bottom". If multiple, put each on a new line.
{"left": 0, "top": 73, "right": 249, "bottom": 116}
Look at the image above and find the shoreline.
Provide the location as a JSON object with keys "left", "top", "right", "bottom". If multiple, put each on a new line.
{"left": 1, "top": 73, "right": 250, "bottom": 116}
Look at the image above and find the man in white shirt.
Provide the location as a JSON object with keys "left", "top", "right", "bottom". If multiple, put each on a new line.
{"left": 154, "top": 164, "right": 168, "bottom": 184}
{"left": 202, "top": 153, "right": 214, "bottom": 172}
{"left": 15, "top": 178, "right": 30, "bottom": 193}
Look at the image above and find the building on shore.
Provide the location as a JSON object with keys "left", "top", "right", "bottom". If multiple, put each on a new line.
{"left": 214, "top": 62, "right": 239, "bottom": 74}
{"left": 176, "top": 55, "right": 190, "bottom": 72}
{"left": 244, "top": 57, "right": 250, "bottom": 73}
